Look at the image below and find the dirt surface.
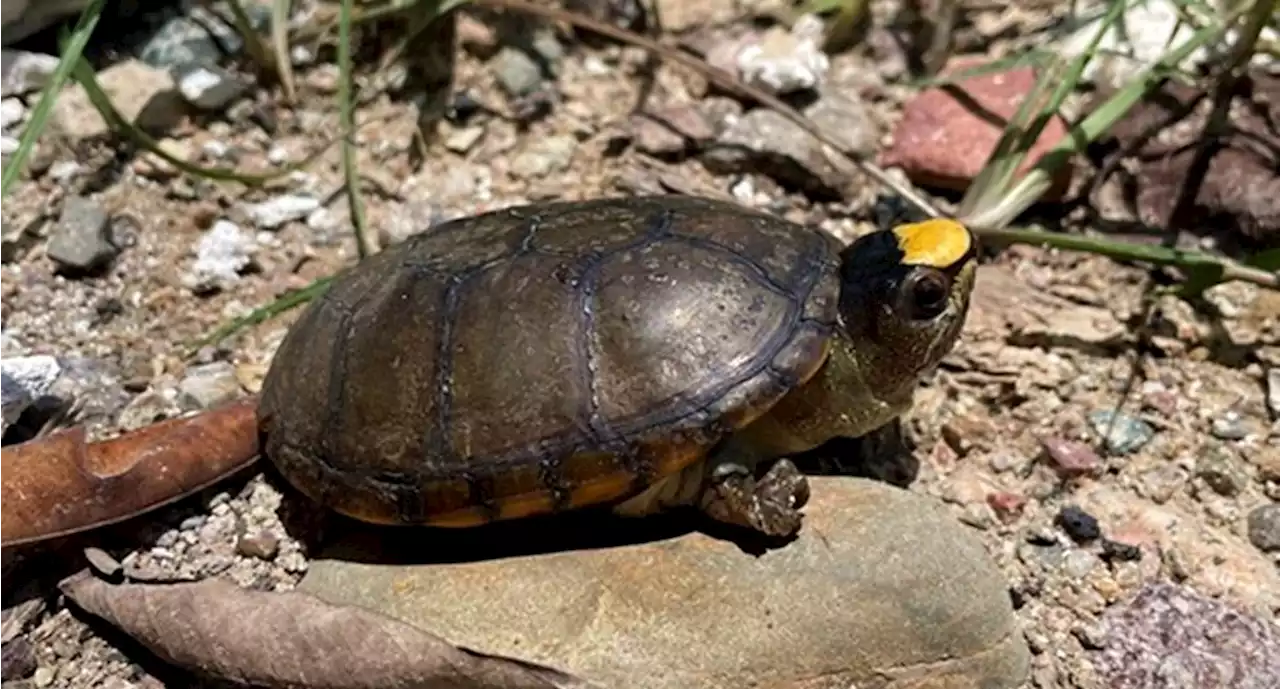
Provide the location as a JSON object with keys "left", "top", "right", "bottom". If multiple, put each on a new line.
{"left": 2, "top": 1, "right": 1277, "bottom": 688}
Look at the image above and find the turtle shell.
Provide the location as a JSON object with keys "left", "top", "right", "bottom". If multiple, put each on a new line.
{"left": 258, "top": 195, "right": 841, "bottom": 527}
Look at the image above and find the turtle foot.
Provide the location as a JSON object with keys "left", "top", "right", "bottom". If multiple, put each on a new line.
{"left": 701, "top": 458, "right": 809, "bottom": 538}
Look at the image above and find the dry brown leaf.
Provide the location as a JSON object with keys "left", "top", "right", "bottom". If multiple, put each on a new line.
{"left": 60, "top": 572, "right": 598, "bottom": 689}
{"left": 1, "top": 399, "right": 260, "bottom": 548}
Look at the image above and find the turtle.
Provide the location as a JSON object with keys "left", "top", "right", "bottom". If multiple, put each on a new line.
{"left": 257, "top": 194, "right": 977, "bottom": 538}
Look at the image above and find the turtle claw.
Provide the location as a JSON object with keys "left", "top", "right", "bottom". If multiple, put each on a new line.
{"left": 701, "top": 458, "right": 809, "bottom": 538}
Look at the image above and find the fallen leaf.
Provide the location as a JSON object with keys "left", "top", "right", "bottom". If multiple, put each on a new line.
{"left": 1088, "top": 70, "right": 1280, "bottom": 249}
{"left": 60, "top": 572, "right": 596, "bottom": 689}
{"left": 1, "top": 399, "right": 260, "bottom": 548}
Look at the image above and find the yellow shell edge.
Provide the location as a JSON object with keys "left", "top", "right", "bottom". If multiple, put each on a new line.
{"left": 891, "top": 218, "right": 972, "bottom": 269}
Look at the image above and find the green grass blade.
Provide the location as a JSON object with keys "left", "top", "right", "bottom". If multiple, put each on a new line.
{"left": 186, "top": 275, "right": 335, "bottom": 352}
{"left": 338, "top": 0, "right": 371, "bottom": 258}
{"left": 1, "top": 0, "right": 105, "bottom": 198}
{"left": 272, "top": 0, "right": 299, "bottom": 102}
{"left": 957, "top": 0, "right": 1129, "bottom": 222}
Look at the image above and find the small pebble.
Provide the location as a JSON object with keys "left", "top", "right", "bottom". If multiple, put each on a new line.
{"left": 1246, "top": 504, "right": 1280, "bottom": 552}
{"left": 735, "top": 15, "right": 829, "bottom": 95}
{"left": 48, "top": 161, "right": 84, "bottom": 182}
{"left": 957, "top": 503, "right": 994, "bottom": 530}
{"left": 529, "top": 29, "right": 565, "bottom": 65}
{"left": 1088, "top": 410, "right": 1155, "bottom": 455}
{"left": 1, "top": 50, "right": 60, "bottom": 97}
{"left": 202, "top": 139, "right": 232, "bottom": 160}
{"left": 34, "top": 665, "right": 54, "bottom": 687}
{"left": 1061, "top": 549, "right": 1099, "bottom": 579}
{"left": 290, "top": 44, "right": 316, "bottom": 66}
{"left": 1195, "top": 444, "right": 1245, "bottom": 497}
{"left": 2, "top": 637, "right": 36, "bottom": 679}
{"left": 1137, "top": 464, "right": 1185, "bottom": 503}
{"left": 185, "top": 220, "right": 255, "bottom": 292}
{"left": 47, "top": 196, "right": 118, "bottom": 273}
{"left": 1256, "top": 448, "right": 1280, "bottom": 484}
{"left": 178, "top": 361, "right": 243, "bottom": 410}
{"left": 702, "top": 107, "right": 853, "bottom": 198}
{"left": 1039, "top": 437, "right": 1100, "bottom": 476}
{"left": 988, "top": 452, "right": 1027, "bottom": 474}
{"left": 305, "top": 64, "right": 340, "bottom": 93}
{"left": 155, "top": 530, "right": 179, "bottom": 549}
{"left": 245, "top": 195, "right": 321, "bottom": 229}
{"left": 986, "top": 491, "right": 1027, "bottom": 522}
{"left": 493, "top": 47, "right": 543, "bottom": 98}
{"left": 630, "top": 115, "right": 688, "bottom": 157}
{"left": 1100, "top": 538, "right": 1142, "bottom": 562}
{"left": 510, "top": 135, "right": 576, "bottom": 179}
{"left": 1267, "top": 368, "right": 1280, "bottom": 418}
{"left": 444, "top": 125, "right": 485, "bottom": 153}
{"left": 1, "top": 354, "right": 61, "bottom": 432}
{"left": 1025, "top": 526, "right": 1060, "bottom": 546}
{"left": 1056, "top": 505, "right": 1101, "bottom": 543}
{"left": 1209, "top": 411, "right": 1248, "bottom": 440}
{"left": 137, "top": 5, "right": 265, "bottom": 70}
{"left": 236, "top": 531, "right": 280, "bottom": 561}
{"left": 267, "top": 144, "right": 288, "bottom": 165}
{"left": 0, "top": 97, "right": 25, "bottom": 131}
{"left": 1072, "top": 622, "right": 1108, "bottom": 650}
{"left": 176, "top": 64, "right": 245, "bottom": 111}
{"left": 83, "top": 547, "right": 123, "bottom": 581}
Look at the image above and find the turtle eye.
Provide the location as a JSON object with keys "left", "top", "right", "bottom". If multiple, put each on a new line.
{"left": 902, "top": 269, "right": 950, "bottom": 321}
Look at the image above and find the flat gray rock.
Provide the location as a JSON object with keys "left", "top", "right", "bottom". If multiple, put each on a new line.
{"left": 299, "top": 477, "right": 1028, "bottom": 689}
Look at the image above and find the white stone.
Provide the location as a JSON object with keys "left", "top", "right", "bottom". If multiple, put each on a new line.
{"left": 186, "top": 220, "right": 255, "bottom": 291}
{"left": 0, "top": 49, "right": 58, "bottom": 96}
{"left": 0, "top": 96, "right": 24, "bottom": 130}
{"left": 177, "top": 65, "right": 245, "bottom": 111}
{"left": 245, "top": 194, "right": 321, "bottom": 229}
{"left": 1, "top": 354, "right": 61, "bottom": 431}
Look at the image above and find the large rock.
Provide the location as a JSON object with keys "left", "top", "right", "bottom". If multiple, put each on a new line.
{"left": 2, "top": 0, "right": 90, "bottom": 46}
{"left": 299, "top": 477, "right": 1029, "bottom": 689}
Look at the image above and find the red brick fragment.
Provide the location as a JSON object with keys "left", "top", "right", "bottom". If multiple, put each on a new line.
{"left": 879, "top": 56, "right": 1073, "bottom": 201}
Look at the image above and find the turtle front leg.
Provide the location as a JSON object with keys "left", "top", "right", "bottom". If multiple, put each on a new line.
{"left": 699, "top": 455, "right": 810, "bottom": 538}
{"left": 611, "top": 434, "right": 810, "bottom": 538}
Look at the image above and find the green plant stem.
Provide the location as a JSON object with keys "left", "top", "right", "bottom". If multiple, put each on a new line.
{"left": 957, "top": 0, "right": 1125, "bottom": 223}
{"left": 975, "top": 225, "right": 1277, "bottom": 288}
{"left": 272, "top": 0, "right": 299, "bottom": 103}
{"left": 338, "top": 0, "right": 372, "bottom": 259}
{"left": 225, "top": 0, "right": 277, "bottom": 75}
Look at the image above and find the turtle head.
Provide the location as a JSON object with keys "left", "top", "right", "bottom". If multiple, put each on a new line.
{"left": 834, "top": 218, "right": 978, "bottom": 391}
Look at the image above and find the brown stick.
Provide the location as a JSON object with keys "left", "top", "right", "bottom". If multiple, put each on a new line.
{"left": 1, "top": 398, "right": 261, "bottom": 548}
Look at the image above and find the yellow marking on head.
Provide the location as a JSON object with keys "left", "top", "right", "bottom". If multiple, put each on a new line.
{"left": 891, "top": 219, "right": 973, "bottom": 269}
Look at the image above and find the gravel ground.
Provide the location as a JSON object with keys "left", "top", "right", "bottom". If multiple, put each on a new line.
{"left": 2, "top": 1, "right": 1277, "bottom": 688}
